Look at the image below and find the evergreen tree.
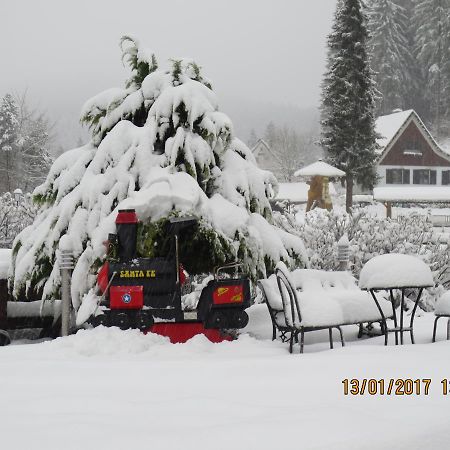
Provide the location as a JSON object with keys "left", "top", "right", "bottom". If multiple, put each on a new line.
{"left": 20, "top": 115, "right": 53, "bottom": 192}
{"left": 11, "top": 37, "right": 307, "bottom": 305}
{"left": 247, "top": 129, "right": 258, "bottom": 148}
{"left": 413, "top": 0, "right": 450, "bottom": 137}
{"left": 320, "top": 0, "right": 379, "bottom": 211}
{"left": 0, "top": 94, "right": 20, "bottom": 193}
{"left": 366, "top": 0, "right": 416, "bottom": 115}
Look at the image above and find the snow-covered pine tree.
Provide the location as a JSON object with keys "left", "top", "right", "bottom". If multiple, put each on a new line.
{"left": 320, "top": 0, "right": 378, "bottom": 212}
{"left": 0, "top": 94, "right": 20, "bottom": 193}
{"left": 11, "top": 36, "right": 307, "bottom": 306}
{"left": 413, "top": 0, "right": 450, "bottom": 138}
{"left": 366, "top": 0, "right": 416, "bottom": 115}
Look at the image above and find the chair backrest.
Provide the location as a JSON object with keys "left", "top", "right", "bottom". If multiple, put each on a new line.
{"left": 257, "top": 280, "right": 279, "bottom": 326}
{"left": 275, "top": 267, "right": 302, "bottom": 328}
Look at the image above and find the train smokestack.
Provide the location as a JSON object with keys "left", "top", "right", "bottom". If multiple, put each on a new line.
{"left": 115, "top": 209, "right": 138, "bottom": 261}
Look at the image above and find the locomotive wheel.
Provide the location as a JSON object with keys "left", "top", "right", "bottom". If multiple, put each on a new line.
{"left": 91, "top": 314, "right": 110, "bottom": 327}
{"left": 231, "top": 310, "right": 249, "bottom": 329}
{"left": 111, "top": 312, "right": 131, "bottom": 330}
{"left": 209, "top": 311, "right": 228, "bottom": 329}
{"left": 136, "top": 311, "right": 154, "bottom": 331}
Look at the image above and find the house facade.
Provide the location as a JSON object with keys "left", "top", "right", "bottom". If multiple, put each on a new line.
{"left": 375, "top": 109, "right": 450, "bottom": 187}
{"left": 251, "top": 139, "right": 280, "bottom": 178}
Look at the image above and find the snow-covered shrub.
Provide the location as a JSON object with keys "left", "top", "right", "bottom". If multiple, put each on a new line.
{"left": 0, "top": 192, "right": 37, "bottom": 248}
{"left": 298, "top": 208, "right": 449, "bottom": 311}
{"left": 11, "top": 36, "right": 308, "bottom": 306}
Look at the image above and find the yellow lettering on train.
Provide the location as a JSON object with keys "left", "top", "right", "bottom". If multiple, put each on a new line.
{"left": 119, "top": 269, "right": 157, "bottom": 278}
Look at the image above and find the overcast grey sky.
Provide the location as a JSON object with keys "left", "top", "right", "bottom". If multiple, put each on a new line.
{"left": 2, "top": 0, "right": 337, "bottom": 148}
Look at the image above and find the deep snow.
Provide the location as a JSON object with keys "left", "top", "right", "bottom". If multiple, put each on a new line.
{"left": 1, "top": 304, "right": 450, "bottom": 450}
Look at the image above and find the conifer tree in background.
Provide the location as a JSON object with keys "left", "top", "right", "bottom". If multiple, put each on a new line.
{"left": 320, "top": 0, "right": 378, "bottom": 212}
{"left": 11, "top": 36, "right": 307, "bottom": 305}
{"left": 413, "top": 0, "right": 450, "bottom": 138}
{"left": 20, "top": 116, "right": 53, "bottom": 192}
{"left": 366, "top": 0, "right": 415, "bottom": 115}
{"left": 0, "top": 94, "right": 20, "bottom": 193}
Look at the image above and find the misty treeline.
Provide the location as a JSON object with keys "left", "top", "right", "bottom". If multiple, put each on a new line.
{"left": 0, "top": 93, "right": 53, "bottom": 194}
{"left": 366, "top": 0, "right": 450, "bottom": 138}
{"left": 248, "top": 123, "right": 322, "bottom": 182}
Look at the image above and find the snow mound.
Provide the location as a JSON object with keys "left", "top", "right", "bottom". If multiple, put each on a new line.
{"left": 359, "top": 253, "right": 434, "bottom": 289}
{"left": 47, "top": 326, "right": 171, "bottom": 357}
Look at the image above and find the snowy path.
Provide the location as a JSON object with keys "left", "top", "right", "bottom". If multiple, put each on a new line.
{"left": 1, "top": 305, "right": 450, "bottom": 450}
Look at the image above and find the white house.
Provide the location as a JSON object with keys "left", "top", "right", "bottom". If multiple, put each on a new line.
{"left": 375, "top": 109, "right": 450, "bottom": 187}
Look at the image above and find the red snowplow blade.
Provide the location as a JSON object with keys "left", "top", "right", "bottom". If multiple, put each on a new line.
{"left": 147, "top": 322, "right": 233, "bottom": 344}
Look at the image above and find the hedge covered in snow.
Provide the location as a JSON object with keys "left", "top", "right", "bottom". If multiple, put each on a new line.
{"left": 294, "top": 208, "right": 449, "bottom": 310}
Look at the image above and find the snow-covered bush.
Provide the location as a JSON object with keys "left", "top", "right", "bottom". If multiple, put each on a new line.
{"left": 0, "top": 192, "right": 37, "bottom": 248}
{"left": 11, "top": 36, "right": 308, "bottom": 306}
{"left": 297, "top": 208, "right": 449, "bottom": 311}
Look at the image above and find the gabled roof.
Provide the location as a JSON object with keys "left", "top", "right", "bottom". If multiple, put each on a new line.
{"left": 375, "top": 109, "right": 450, "bottom": 163}
{"left": 251, "top": 138, "right": 278, "bottom": 161}
{"left": 375, "top": 109, "right": 414, "bottom": 151}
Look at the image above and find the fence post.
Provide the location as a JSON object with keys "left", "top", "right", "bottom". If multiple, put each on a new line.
{"left": 337, "top": 233, "right": 350, "bottom": 271}
{"left": 59, "top": 236, "right": 74, "bottom": 337}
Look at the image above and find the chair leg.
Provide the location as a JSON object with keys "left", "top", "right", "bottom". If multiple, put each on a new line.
{"left": 300, "top": 330, "right": 305, "bottom": 354}
{"left": 357, "top": 323, "right": 363, "bottom": 339}
{"left": 272, "top": 324, "right": 276, "bottom": 341}
{"left": 337, "top": 326, "right": 345, "bottom": 347}
{"left": 329, "top": 328, "right": 334, "bottom": 349}
{"left": 447, "top": 319, "right": 450, "bottom": 341}
{"left": 289, "top": 332, "right": 294, "bottom": 353}
{"left": 432, "top": 316, "right": 440, "bottom": 343}
{"left": 381, "top": 320, "right": 388, "bottom": 346}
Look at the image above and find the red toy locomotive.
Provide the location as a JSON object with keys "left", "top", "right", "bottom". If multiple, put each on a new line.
{"left": 91, "top": 209, "right": 250, "bottom": 343}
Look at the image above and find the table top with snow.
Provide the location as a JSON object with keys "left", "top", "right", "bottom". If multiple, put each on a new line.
{"left": 294, "top": 161, "right": 345, "bottom": 178}
{"left": 359, "top": 253, "right": 434, "bottom": 289}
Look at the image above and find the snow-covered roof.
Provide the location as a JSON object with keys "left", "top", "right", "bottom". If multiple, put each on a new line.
{"left": 251, "top": 139, "right": 275, "bottom": 159}
{"left": 294, "top": 161, "right": 345, "bottom": 178}
{"left": 359, "top": 253, "right": 433, "bottom": 289}
{"left": 439, "top": 137, "right": 450, "bottom": 156}
{"left": 276, "top": 182, "right": 337, "bottom": 203}
{"left": 375, "top": 109, "right": 414, "bottom": 151}
{"left": 373, "top": 186, "right": 450, "bottom": 203}
{"left": 375, "top": 109, "right": 450, "bottom": 162}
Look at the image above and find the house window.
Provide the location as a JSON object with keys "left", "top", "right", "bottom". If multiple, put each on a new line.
{"left": 443, "top": 170, "right": 450, "bottom": 185}
{"left": 386, "top": 168, "right": 410, "bottom": 184}
{"left": 413, "top": 169, "right": 436, "bottom": 185}
{"left": 403, "top": 139, "right": 423, "bottom": 156}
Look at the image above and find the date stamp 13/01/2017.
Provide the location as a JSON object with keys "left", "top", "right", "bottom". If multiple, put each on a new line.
{"left": 342, "top": 379, "right": 450, "bottom": 396}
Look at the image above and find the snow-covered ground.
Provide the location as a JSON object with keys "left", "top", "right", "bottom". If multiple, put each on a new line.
{"left": 1, "top": 304, "right": 450, "bottom": 450}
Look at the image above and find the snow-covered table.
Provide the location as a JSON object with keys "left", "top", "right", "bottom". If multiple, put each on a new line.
{"left": 359, "top": 254, "right": 434, "bottom": 345}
